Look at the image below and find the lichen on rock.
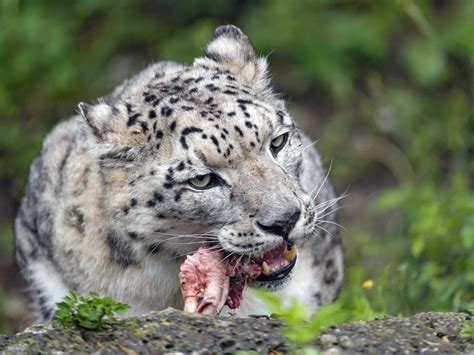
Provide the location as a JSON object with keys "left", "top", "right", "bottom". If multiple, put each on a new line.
{"left": 0, "top": 309, "right": 472, "bottom": 353}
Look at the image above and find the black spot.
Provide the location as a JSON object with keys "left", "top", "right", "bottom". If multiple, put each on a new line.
{"left": 210, "top": 135, "right": 220, "bottom": 149}
{"left": 156, "top": 143, "right": 161, "bottom": 150}
{"left": 148, "top": 242, "right": 161, "bottom": 254}
{"left": 163, "top": 182, "right": 174, "bottom": 189}
{"left": 234, "top": 126, "right": 244, "bottom": 137}
{"left": 202, "top": 134, "right": 208, "bottom": 139}
{"left": 177, "top": 161, "right": 185, "bottom": 171}
{"left": 223, "top": 90, "right": 237, "bottom": 95}
{"left": 140, "top": 122, "right": 149, "bottom": 134}
{"left": 205, "top": 84, "right": 219, "bottom": 91}
{"left": 152, "top": 98, "right": 162, "bottom": 107}
{"left": 130, "top": 198, "right": 137, "bottom": 207}
{"left": 223, "top": 128, "right": 229, "bottom": 134}
{"left": 189, "top": 88, "right": 198, "bottom": 94}
{"left": 169, "top": 121, "right": 177, "bottom": 132}
{"left": 174, "top": 191, "right": 182, "bottom": 202}
{"left": 127, "top": 113, "right": 141, "bottom": 127}
{"left": 123, "top": 207, "right": 129, "bottom": 215}
{"left": 150, "top": 169, "right": 156, "bottom": 176}
{"left": 157, "top": 213, "right": 167, "bottom": 219}
{"left": 148, "top": 110, "right": 157, "bottom": 119}
{"left": 245, "top": 121, "right": 252, "bottom": 128}
{"left": 106, "top": 230, "right": 138, "bottom": 267}
{"left": 277, "top": 110, "right": 285, "bottom": 123}
{"left": 227, "top": 75, "right": 236, "bottom": 81}
{"left": 195, "top": 77, "right": 204, "bottom": 83}
{"left": 180, "top": 127, "right": 203, "bottom": 149}
{"left": 227, "top": 111, "right": 236, "bottom": 117}
{"left": 126, "top": 103, "right": 133, "bottom": 114}
{"left": 181, "top": 105, "right": 194, "bottom": 111}
{"left": 161, "top": 106, "right": 173, "bottom": 117}
{"left": 313, "top": 292, "right": 322, "bottom": 305}
{"left": 237, "top": 99, "right": 253, "bottom": 105}
{"left": 250, "top": 142, "right": 256, "bottom": 148}
{"left": 40, "top": 305, "right": 53, "bottom": 321}
{"left": 169, "top": 97, "right": 179, "bottom": 104}
{"left": 324, "top": 270, "right": 338, "bottom": 285}
{"left": 325, "top": 259, "right": 334, "bottom": 269}
{"left": 152, "top": 191, "right": 164, "bottom": 203}
{"left": 65, "top": 206, "right": 85, "bottom": 234}
{"left": 128, "top": 232, "right": 138, "bottom": 239}
{"left": 220, "top": 133, "right": 226, "bottom": 140}
{"left": 156, "top": 130, "right": 164, "bottom": 139}
{"left": 205, "top": 97, "right": 214, "bottom": 104}
{"left": 144, "top": 93, "right": 157, "bottom": 103}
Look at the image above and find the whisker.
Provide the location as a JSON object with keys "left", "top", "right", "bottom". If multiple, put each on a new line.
{"left": 314, "top": 224, "right": 338, "bottom": 242}
{"left": 231, "top": 254, "right": 244, "bottom": 275}
{"left": 316, "top": 205, "right": 346, "bottom": 221}
{"left": 218, "top": 251, "right": 235, "bottom": 266}
{"left": 316, "top": 219, "right": 347, "bottom": 231}
{"left": 312, "top": 190, "right": 349, "bottom": 214}
{"left": 169, "top": 245, "right": 224, "bottom": 261}
{"left": 301, "top": 137, "right": 320, "bottom": 152}
{"left": 309, "top": 159, "right": 333, "bottom": 199}
{"left": 154, "top": 231, "right": 220, "bottom": 238}
{"left": 162, "top": 240, "right": 217, "bottom": 246}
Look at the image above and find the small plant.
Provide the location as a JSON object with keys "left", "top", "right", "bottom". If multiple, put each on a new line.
{"left": 53, "top": 291, "right": 130, "bottom": 330}
{"left": 460, "top": 308, "right": 474, "bottom": 337}
{"left": 256, "top": 281, "right": 382, "bottom": 352}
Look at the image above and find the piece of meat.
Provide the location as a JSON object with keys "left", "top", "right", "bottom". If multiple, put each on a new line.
{"left": 179, "top": 247, "right": 229, "bottom": 315}
{"left": 179, "top": 247, "right": 263, "bottom": 315}
{"left": 179, "top": 243, "right": 294, "bottom": 315}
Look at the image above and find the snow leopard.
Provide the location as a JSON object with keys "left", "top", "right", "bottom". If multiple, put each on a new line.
{"left": 14, "top": 25, "right": 343, "bottom": 322}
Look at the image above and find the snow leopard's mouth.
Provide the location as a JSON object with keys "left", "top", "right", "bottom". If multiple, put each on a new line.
{"left": 179, "top": 241, "right": 298, "bottom": 313}
{"left": 246, "top": 241, "right": 297, "bottom": 283}
{"left": 220, "top": 241, "right": 297, "bottom": 286}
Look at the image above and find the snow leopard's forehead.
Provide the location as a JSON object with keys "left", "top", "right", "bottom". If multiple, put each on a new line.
{"left": 110, "top": 63, "right": 294, "bottom": 165}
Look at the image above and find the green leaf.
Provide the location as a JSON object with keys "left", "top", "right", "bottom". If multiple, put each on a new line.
{"left": 460, "top": 321, "right": 474, "bottom": 337}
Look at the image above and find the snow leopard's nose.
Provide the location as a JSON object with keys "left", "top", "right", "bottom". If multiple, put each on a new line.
{"left": 255, "top": 209, "right": 301, "bottom": 239}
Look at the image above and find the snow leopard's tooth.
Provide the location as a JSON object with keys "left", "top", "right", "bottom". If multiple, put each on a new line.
{"left": 262, "top": 261, "right": 270, "bottom": 275}
{"left": 283, "top": 245, "right": 297, "bottom": 262}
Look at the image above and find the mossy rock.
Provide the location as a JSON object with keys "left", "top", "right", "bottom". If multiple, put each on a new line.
{"left": 0, "top": 309, "right": 472, "bottom": 353}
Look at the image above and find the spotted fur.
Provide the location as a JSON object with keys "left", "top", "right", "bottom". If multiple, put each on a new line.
{"left": 15, "top": 25, "right": 343, "bottom": 322}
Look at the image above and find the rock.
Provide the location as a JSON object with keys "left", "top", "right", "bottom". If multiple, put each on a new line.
{"left": 315, "top": 312, "right": 474, "bottom": 354}
{"left": 0, "top": 309, "right": 472, "bottom": 353}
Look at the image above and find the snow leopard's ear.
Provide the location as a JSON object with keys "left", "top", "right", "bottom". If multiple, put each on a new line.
{"left": 194, "top": 25, "right": 271, "bottom": 93}
{"left": 77, "top": 102, "right": 113, "bottom": 138}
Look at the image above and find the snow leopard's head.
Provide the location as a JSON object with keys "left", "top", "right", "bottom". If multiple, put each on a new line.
{"left": 78, "top": 25, "right": 335, "bottom": 287}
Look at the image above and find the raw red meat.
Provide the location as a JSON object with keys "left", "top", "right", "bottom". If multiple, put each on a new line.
{"left": 179, "top": 243, "right": 296, "bottom": 315}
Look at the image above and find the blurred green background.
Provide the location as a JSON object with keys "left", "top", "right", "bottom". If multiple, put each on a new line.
{"left": 0, "top": 0, "right": 472, "bottom": 333}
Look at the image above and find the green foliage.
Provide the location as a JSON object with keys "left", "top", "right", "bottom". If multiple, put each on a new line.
{"left": 256, "top": 287, "right": 381, "bottom": 347}
{"left": 53, "top": 292, "right": 130, "bottom": 330}
{"left": 460, "top": 308, "right": 474, "bottom": 337}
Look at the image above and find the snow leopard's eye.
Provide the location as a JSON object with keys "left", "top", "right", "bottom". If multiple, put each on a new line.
{"left": 188, "top": 174, "right": 220, "bottom": 189}
{"left": 270, "top": 132, "right": 289, "bottom": 156}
